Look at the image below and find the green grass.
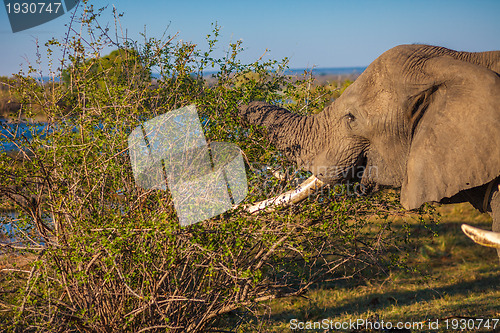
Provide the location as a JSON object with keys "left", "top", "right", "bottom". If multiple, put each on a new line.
{"left": 235, "top": 203, "right": 500, "bottom": 332}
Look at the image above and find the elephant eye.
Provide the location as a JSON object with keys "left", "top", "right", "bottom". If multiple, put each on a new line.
{"left": 346, "top": 112, "right": 355, "bottom": 122}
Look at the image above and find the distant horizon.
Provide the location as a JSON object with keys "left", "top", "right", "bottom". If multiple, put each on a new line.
{"left": 3, "top": 66, "right": 368, "bottom": 81}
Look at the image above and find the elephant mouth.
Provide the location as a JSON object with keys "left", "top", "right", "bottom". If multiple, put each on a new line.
{"left": 337, "top": 153, "right": 373, "bottom": 194}
{"left": 345, "top": 153, "right": 368, "bottom": 183}
{"left": 357, "top": 154, "right": 378, "bottom": 194}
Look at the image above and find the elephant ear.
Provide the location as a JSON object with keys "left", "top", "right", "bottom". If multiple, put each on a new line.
{"left": 401, "top": 56, "right": 500, "bottom": 210}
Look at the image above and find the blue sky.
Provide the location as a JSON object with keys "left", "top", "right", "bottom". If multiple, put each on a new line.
{"left": 1, "top": 0, "right": 499, "bottom": 76}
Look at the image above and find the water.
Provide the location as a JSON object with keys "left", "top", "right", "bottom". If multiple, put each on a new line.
{"left": 285, "top": 66, "right": 367, "bottom": 76}
{"left": 1, "top": 122, "right": 61, "bottom": 244}
{"left": 176, "top": 67, "right": 367, "bottom": 79}
{"left": 0, "top": 210, "right": 51, "bottom": 246}
{"left": 0, "top": 211, "right": 17, "bottom": 241}
{"left": 0, "top": 121, "right": 50, "bottom": 152}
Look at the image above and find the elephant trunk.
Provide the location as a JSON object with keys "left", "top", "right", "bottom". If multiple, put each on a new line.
{"left": 238, "top": 101, "right": 328, "bottom": 212}
{"left": 238, "top": 101, "right": 324, "bottom": 168}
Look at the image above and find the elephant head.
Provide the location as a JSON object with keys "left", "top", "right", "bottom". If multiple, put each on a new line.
{"left": 238, "top": 44, "right": 500, "bottom": 249}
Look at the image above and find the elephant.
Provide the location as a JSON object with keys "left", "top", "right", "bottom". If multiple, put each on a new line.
{"left": 238, "top": 44, "right": 500, "bottom": 256}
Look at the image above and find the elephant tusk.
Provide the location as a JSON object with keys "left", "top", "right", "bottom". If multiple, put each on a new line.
{"left": 245, "top": 175, "right": 325, "bottom": 214}
{"left": 461, "top": 224, "right": 500, "bottom": 249}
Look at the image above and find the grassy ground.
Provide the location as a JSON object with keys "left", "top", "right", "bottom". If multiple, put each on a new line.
{"left": 238, "top": 203, "right": 500, "bottom": 332}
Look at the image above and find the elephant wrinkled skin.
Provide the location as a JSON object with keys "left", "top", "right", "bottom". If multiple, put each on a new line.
{"left": 238, "top": 44, "right": 500, "bottom": 257}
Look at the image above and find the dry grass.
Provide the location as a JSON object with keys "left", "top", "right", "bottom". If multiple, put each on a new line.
{"left": 236, "top": 203, "right": 500, "bottom": 332}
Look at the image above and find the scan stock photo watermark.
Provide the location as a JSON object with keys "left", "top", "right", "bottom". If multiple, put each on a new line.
{"left": 127, "top": 105, "right": 248, "bottom": 227}
{"left": 290, "top": 317, "right": 499, "bottom": 331}
{"left": 3, "top": 0, "right": 80, "bottom": 33}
